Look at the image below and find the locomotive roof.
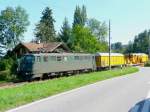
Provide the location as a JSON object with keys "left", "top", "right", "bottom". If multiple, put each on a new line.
{"left": 96, "top": 53, "right": 124, "bottom": 56}
{"left": 24, "top": 53, "right": 93, "bottom": 56}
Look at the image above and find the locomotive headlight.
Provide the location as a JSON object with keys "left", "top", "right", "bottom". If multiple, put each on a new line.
{"left": 25, "top": 72, "right": 29, "bottom": 75}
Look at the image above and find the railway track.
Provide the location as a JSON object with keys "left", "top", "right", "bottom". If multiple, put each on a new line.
{"left": 0, "top": 76, "right": 63, "bottom": 89}
{"left": 0, "top": 82, "right": 27, "bottom": 89}
{"left": 0, "top": 71, "right": 90, "bottom": 89}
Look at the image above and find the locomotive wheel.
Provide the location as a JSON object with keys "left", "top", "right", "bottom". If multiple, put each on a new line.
{"left": 42, "top": 74, "right": 49, "bottom": 80}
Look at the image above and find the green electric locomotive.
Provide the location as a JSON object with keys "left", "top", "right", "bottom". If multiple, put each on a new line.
{"left": 18, "top": 53, "right": 96, "bottom": 80}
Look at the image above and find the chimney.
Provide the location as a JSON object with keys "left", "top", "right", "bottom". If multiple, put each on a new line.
{"left": 37, "top": 40, "right": 41, "bottom": 44}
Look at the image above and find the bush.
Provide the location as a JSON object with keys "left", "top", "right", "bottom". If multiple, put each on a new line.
{"left": 0, "top": 58, "right": 18, "bottom": 81}
{"left": 0, "top": 58, "right": 14, "bottom": 71}
{"left": 145, "top": 61, "right": 150, "bottom": 67}
{"left": 0, "top": 70, "right": 10, "bottom": 81}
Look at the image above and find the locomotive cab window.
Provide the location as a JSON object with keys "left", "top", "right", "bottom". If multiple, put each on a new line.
{"left": 24, "top": 55, "right": 35, "bottom": 63}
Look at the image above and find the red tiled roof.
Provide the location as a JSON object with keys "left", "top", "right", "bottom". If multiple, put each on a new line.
{"left": 21, "top": 42, "right": 64, "bottom": 52}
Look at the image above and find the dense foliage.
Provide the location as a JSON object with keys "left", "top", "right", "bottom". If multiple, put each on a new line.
{"left": 0, "top": 57, "right": 17, "bottom": 81}
{"left": 59, "top": 5, "right": 108, "bottom": 53}
{"left": 111, "top": 42, "right": 125, "bottom": 53}
{"left": 87, "top": 18, "right": 108, "bottom": 42}
{"left": 125, "top": 30, "right": 150, "bottom": 54}
{"left": 0, "top": 6, "right": 29, "bottom": 49}
{"left": 34, "top": 7, "right": 56, "bottom": 42}
{"left": 70, "top": 25, "right": 106, "bottom": 53}
{"left": 59, "top": 17, "right": 72, "bottom": 45}
{"left": 145, "top": 61, "right": 150, "bottom": 67}
{"left": 73, "top": 5, "right": 87, "bottom": 27}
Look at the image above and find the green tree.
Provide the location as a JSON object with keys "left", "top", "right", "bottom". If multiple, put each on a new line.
{"left": 132, "top": 30, "right": 149, "bottom": 53}
{"left": 87, "top": 18, "right": 108, "bottom": 42}
{"left": 73, "top": 5, "right": 87, "bottom": 27}
{"left": 59, "top": 17, "right": 72, "bottom": 44}
{"left": 69, "top": 25, "right": 106, "bottom": 53}
{"left": 125, "top": 30, "right": 150, "bottom": 54}
{"left": 125, "top": 41, "right": 133, "bottom": 53}
{"left": 0, "top": 6, "right": 29, "bottom": 49}
{"left": 111, "top": 42, "right": 124, "bottom": 53}
{"left": 81, "top": 5, "right": 87, "bottom": 26}
{"left": 34, "top": 7, "right": 56, "bottom": 42}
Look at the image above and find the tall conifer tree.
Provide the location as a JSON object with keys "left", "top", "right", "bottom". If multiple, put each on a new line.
{"left": 73, "top": 5, "right": 87, "bottom": 27}
{"left": 34, "top": 7, "right": 56, "bottom": 42}
{"left": 59, "top": 17, "right": 71, "bottom": 44}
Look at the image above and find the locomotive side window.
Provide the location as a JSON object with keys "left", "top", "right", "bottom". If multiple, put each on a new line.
{"left": 68, "top": 56, "right": 73, "bottom": 60}
{"left": 57, "top": 56, "right": 62, "bottom": 61}
{"left": 84, "top": 56, "right": 87, "bottom": 60}
{"left": 37, "top": 56, "right": 41, "bottom": 62}
{"left": 84, "top": 56, "right": 90, "bottom": 60}
{"left": 50, "top": 56, "right": 56, "bottom": 61}
{"left": 44, "top": 56, "right": 48, "bottom": 62}
{"left": 74, "top": 56, "right": 79, "bottom": 60}
{"left": 79, "top": 56, "right": 83, "bottom": 60}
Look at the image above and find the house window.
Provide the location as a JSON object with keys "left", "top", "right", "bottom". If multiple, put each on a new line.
{"left": 44, "top": 56, "right": 48, "bottom": 62}
{"left": 37, "top": 56, "right": 41, "bottom": 62}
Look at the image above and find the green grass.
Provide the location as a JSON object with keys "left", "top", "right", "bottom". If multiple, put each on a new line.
{"left": 0, "top": 67, "right": 139, "bottom": 112}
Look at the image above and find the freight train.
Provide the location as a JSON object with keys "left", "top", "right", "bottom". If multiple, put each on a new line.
{"left": 17, "top": 53, "right": 149, "bottom": 80}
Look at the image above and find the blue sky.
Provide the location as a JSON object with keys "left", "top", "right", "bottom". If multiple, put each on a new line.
{"left": 0, "top": 0, "right": 150, "bottom": 44}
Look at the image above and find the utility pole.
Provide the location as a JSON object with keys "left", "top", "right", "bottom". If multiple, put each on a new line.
{"left": 109, "top": 20, "right": 111, "bottom": 70}
{"left": 148, "top": 32, "right": 150, "bottom": 59}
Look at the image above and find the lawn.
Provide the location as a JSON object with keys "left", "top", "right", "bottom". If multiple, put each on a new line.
{"left": 0, "top": 67, "right": 139, "bottom": 112}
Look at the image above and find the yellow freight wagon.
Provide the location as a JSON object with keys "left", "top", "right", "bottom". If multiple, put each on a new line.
{"left": 140, "top": 53, "right": 149, "bottom": 63}
{"left": 125, "top": 53, "right": 148, "bottom": 64}
{"left": 95, "top": 53, "right": 125, "bottom": 69}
